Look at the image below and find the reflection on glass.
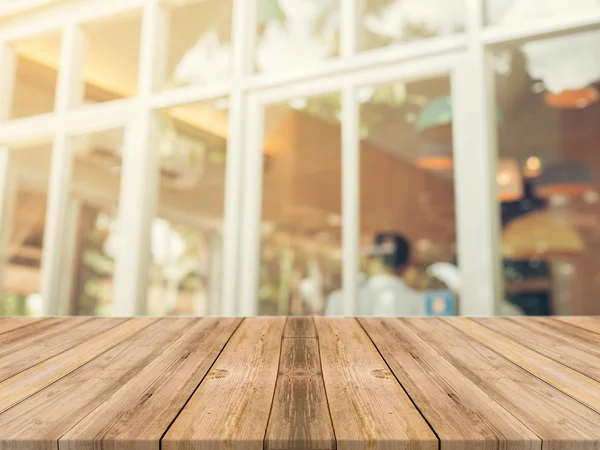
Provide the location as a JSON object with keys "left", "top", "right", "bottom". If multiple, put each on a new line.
{"left": 259, "top": 93, "right": 342, "bottom": 315}
{"left": 0, "top": 143, "right": 52, "bottom": 316}
{"left": 147, "top": 100, "right": 228, "bottom": 316}
{"left": 356, "top": 78, "right": 459, "bottom": 316}
{"left": 495, "top": 33, "right": 600, "bottom": 315}
{"left": 9, "top": 31, "right": 61, "bottom": 120}
{"left": 164, "top": 0, "right": 233, "bottom": 89}
{"left": 486, "top": 0, "right": 600, "bottom": 26}
{"left": 255, "top": 0, "right": 339, "bottom": 73}
{"left": 359, "top": 0, "right": 465, "bottom": 52}
{"left": 82, "top": 11, "right": 142, "bottom": 104}
{"left": 68, "top": 128, "right": 124, "bottom": 316}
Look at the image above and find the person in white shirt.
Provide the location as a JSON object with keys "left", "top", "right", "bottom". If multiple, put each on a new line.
{"left": 360, "top": 233, "right": 425, "bottom": 316}
{"left": 326, "top": 232, "right": 425, "bottom": 316}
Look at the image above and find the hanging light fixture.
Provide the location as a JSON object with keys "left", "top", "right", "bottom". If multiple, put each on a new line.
{"left": 497, "top": 158, "right": 524, "bottom": 203}
{"left": 416, "top": 140, "right": 453, "bottom": 170}
{"left": 502, "top": 210, "right": 584, "bottom": 259}
{"left": 523, "top": 156, "right": 543, "bottom": 179}
{"left": 416, "top": 95, "right": 503, "bottom": 143}
{"left": 534, "top": 161, "right": 596, "bottom": 199}
{"left": 545, "top": 86, "right": 599, "bottom": 109}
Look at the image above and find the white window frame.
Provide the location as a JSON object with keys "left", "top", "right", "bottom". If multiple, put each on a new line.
{"left": 0, "top": 0, "right": 598, "bottom": 316}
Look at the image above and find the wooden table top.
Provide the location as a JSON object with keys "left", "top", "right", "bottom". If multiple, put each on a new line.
{"left": 1, "top": 316, "right": 600, "bottom": 450}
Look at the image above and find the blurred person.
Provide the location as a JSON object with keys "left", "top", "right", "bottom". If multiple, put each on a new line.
{"left": 360, "top": 232, "right": 425, "bottom": 316}
{"left": 326, "top": 232, "right": 424, "bottom": 316}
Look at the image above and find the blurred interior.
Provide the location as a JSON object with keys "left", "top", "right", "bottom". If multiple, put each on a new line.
{"left": 3, "top": 0, "right": 600, "bottom": 316}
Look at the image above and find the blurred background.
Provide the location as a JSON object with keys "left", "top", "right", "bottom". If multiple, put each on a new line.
{"left": 1, "top": 0, "right": 600, "bottom": 317}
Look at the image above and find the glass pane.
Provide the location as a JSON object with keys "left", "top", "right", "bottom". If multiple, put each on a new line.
{"left": 355, "top": 77, "right": 458, "bottom": 317}
{"left": 67, "top": 127, "right": 125, "bottom": 315}
{"left": 147, "top": 99, "right": 229, "bottom": 316}
{"left": 162, "top": 0, "right": 233, "bottom": 90}
{"left": 495, "top": 31, "right": 600, "bottom": 315}
{"left": 359, "top": 0, "right": 465, "bottom": 52}
{"left": 255, "top": 0, "right": 340, "bottom": 73}
{"left": 486, "top": 0, "right": 600, "bottom": 26}
{"left": 9, "top": 31, "right": 61, "bottom": 120}
{"left": 0, "top": 142, "right": 52, "bottom": 316}
{"left": 259, "top": 93, "right": 342, "bottom": 315}
{"left": 82, "top": 10, "right": 142, "bottom": 104}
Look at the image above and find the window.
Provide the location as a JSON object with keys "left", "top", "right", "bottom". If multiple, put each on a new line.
{"left": 486, "top": 0, "right": 600, "bottom": 27}
{"left": 495, "top": 30, "right": 600, "bottom": 315}
{"left": 255, "top": 0, "right": 340, "bottom": 73}
{"left": 81, "top": 10, "right": 142, "bottom": 103}
{"left": 147, "top": 100, "right": 229, "bottom": 316}
{"left": 359, "top": 0, "right": 465, "bottom": 52}
{"left": 65, "top": 127, "right": 125, "bottom": 316}
{"left": 258, "top": 93, "right": 342, "bottom": 315}
{"left": 9, "top": 31, "right": 61, "bottom": 119}
{"left": 0, "top": 142, "right": 52, "bottom": 316}
{"left": 359, "top": 76, "right": 458, "bottom": 315}
{"left": 161, "top": 0, "right": 233, "bottom": 90}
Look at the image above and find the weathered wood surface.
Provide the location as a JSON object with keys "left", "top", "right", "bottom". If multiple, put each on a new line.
{"left": 1, "top": 316, "right": 600, "bottom": 450}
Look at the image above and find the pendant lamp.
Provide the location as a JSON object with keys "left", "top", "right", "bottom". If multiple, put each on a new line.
{"left": 497, "top": 158, "right": 524, "bottom": 203}
{"left": 502, "top": 210, "right": 584, "bottom": 259}
{"left": 416, "top": 95, "right": 503, "bottom": 143}
{"left": 534, "top": 161, "right": 595, "bottom": 199}
{"left": 545, "top": 87, "right": 599, "bottom": 109}
{"left": 416, "top": 140, "right": 453, "bottom": 170}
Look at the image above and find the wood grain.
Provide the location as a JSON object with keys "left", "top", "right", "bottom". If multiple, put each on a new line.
{"left": 0, "top": 316, "right": 43, "bottom": 335}
{"left": 555, "top": 316, "right": 600, "bottom": 335}
{"left": 445, "top": 317, "right": 600, "bottom": 414}
{"left": 421, "top": 318, "right": 600, "bottom": 449}
{"left": 0, "top": 318, "right": 194, "bottom": 450}
{"left": 265, "top": 318, "right": 334, "bottom": 450}
{"left": 359, "top": 317, "right": 540, "bottom": 450}
{"left": 0, "top": 317, "right": 154, "bottom": 414}
{"left": 0, "top": 317, "right": 126, "bottom": 382}
{"left": 283, "top": 316, "right": 317, "bottom": 338}
{"left": 59, "top": 317, "right": 241, "bottom": 450}
{"left": 162, "top": 317, "right": 286, "bottom": 450}
{"left": 315, "top": 317, "right": 438, "bottom": 450}
{"left": 0, "top": 317, "right": 69, "bottom": 349}
{"left": 475, "top": 317, "right": 600, "bottom": 383}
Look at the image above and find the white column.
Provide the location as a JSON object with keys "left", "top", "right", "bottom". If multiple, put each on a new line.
{"left": 238, "top": 95, "right": 264, "bottom": 317}
{"left": 340, "top": 0, "right": 359, "bottom": 57}
{"left": 452, "top": 0, "right": 503, "bottom": 316}
{"left": 225, "top": 0, "right": 256, "bottom": 316}
{"left": 40, "top": 24, "right": 85, "bottom": 316}
{"left": 112, "top": 1, "right": 164, "bottom": 315}
{"left": 57, "top": 197, "right": 81, "bottom": 314}
{"left": 0, "top": 41, "right": 16, "bottom": 122}
{"left": 341, "top": 85, "right": 360, "bottom": 316}
{"left": 0, "top": 149, "right": 14, "bottom": 303}
{"left": 208, "top": 232, "right": 223, "bottom": 316}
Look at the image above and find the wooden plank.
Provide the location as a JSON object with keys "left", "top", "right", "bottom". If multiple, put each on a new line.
{"left": 0, "top": 316, "right": 44, "bottom": 335}
{"left": 0, "top": 317, "right": 69, "bottom": 347}
{"left": 0, "top": 318, "right": 196, "bottom": 450}
{"left": 359, "top": 317, "right": 540, "bottom": 450}
{"left": 265, "top": 318, "right": 335, "bottom": 450}
{"left": 443, "top": 317, "right": 600, "bottom": 414}
{"left": 162, "top": 317, "right": 286, "bottom": 450}
{"left": 413, "top": 318, "right": 600, "bottom": 448}
{"left": 59, "top": 318, "right": 242, "bottom": 450}
{"left": 283, "top": 316, "right": 317, "bottom": 338}
{"left": 555, "top": 316, "right": 600, "bottom": 335}
{"left": 314, "top": 317, "right": 438, "bottom": 450}
{"left": 474, "top": 317, "right": 600, "bottom": 383}
{"left": 0, "top": 317, "right": 126, "bottom": 382}
{"left": 0, "top": 317, "right": 154, "bottom": 414}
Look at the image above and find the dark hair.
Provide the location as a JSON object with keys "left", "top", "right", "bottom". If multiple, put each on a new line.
{"left": 373, "top": 232, "right": 410, "bottom": 270}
